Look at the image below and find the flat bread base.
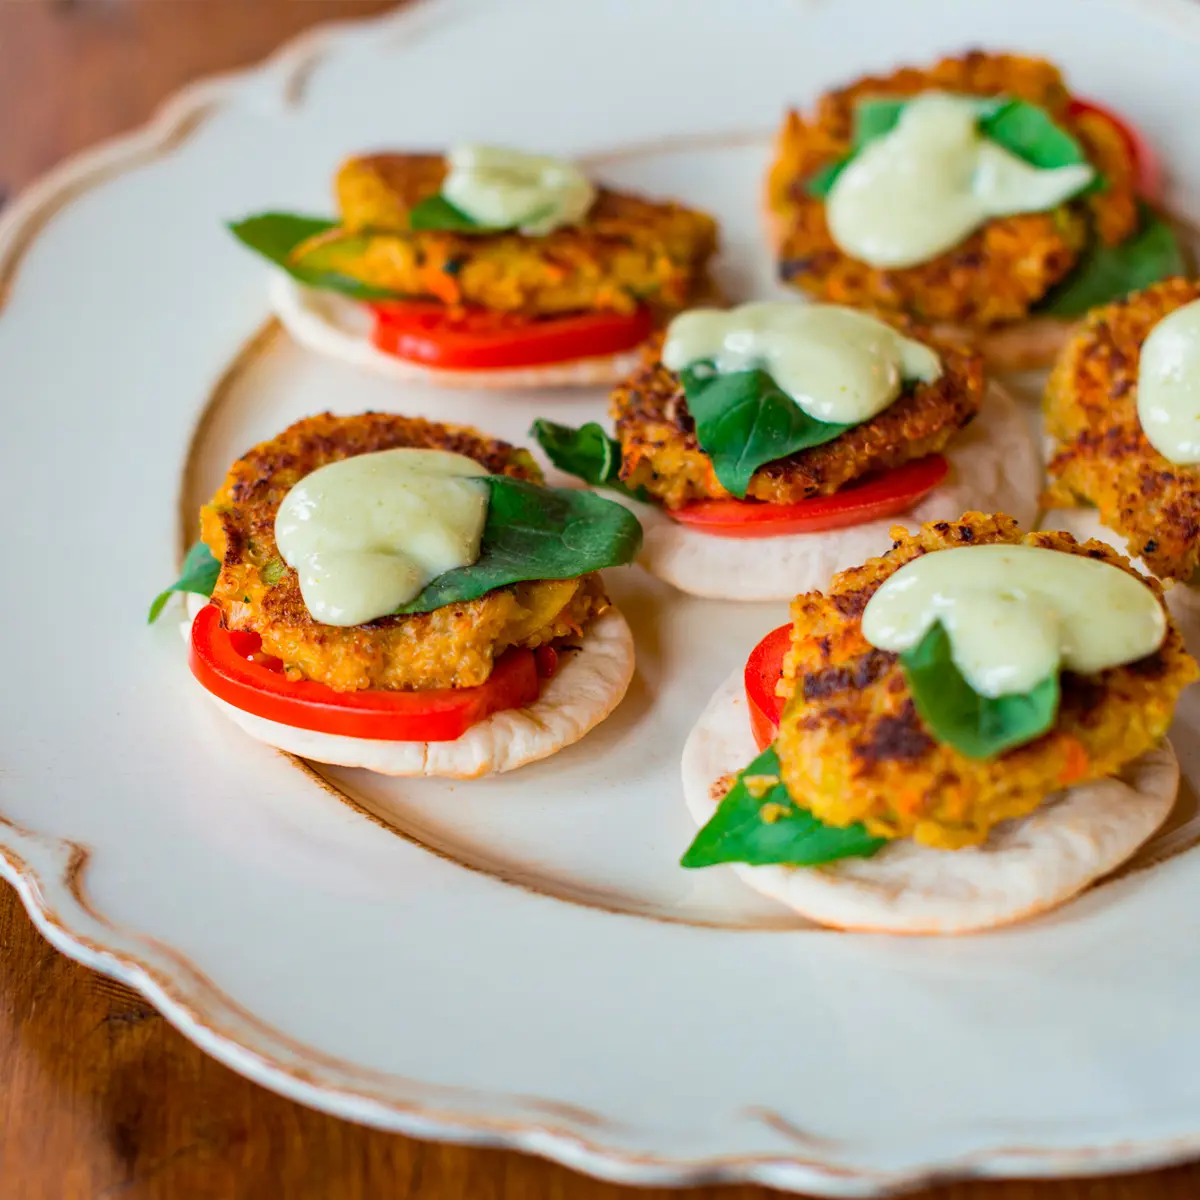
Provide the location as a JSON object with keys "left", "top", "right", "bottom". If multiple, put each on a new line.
{"left": 682, "top": 667, "right": 1179, "bottom": 934}
{"left": 271, "top": 275, "right": 643, "bottom": 389}
{"left": 936, "top": 316, "right": 1077, "bottom": 372}
{"left": 186, "top": 602, "right": 635, "bottom": 778}
{"left": 621, "top": 379, "right": 1040, "bottom": 602}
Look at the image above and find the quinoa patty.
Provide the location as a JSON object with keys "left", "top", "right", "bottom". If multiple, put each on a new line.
{"left": 199, "top": 412, "right": 608, "bottom": 693}
{"left": 610, "top": 325, "right": 983, "bottom": 509}
{"left": 774, "top": 512, "right": 1195, "bottom": 849}
{"left": 1044, "top": 277, "right": 1200, "bottom": 583}
{"left": 766, "top": 51, "right": 1138, "bottom": 328}
{"left": 288, "top": 154, "right": 718, "bottom": 318}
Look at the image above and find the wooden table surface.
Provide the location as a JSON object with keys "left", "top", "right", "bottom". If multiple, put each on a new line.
{"left": 1, "top": 3, "right": 1198, "bottom": 1197}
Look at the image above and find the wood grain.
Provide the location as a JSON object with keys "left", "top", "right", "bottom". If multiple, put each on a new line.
{"left": 1, "top": 3, "right": 1198, "bottom": 1197}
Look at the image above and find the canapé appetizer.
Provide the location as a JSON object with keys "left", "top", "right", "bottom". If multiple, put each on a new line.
{"left": 535, "top": 302, "right": 1038, "bottom": 600}
{"left": 1044, "top": 278, "right": 1200, "bottom": 597}
{"left": 151, "top": 413, "right": 641, "bottom": 776}
{"left": 766, "top": 52, "right": 1183, "bottom": 368}
{"left": 682, "top": 513, "right": 1195, "bottom": 933}
{"left": 231, "top": 145, "right": 718, "bottom": 388}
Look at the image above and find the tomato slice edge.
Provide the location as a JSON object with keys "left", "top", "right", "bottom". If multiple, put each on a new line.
{"left": 745, "top": 623, "right": 792, "bottom": 753}
{"left": 369, "top": 301, "right": 654, "bottom": 370}
{"left": 1068, "top": 97, "right": 1162, "bottom": 203}
{"left": 670, "top": 456, "right": 949, "bottom": 539}
{"left": 189, "top": 605, "right": 540, "bottom": 742}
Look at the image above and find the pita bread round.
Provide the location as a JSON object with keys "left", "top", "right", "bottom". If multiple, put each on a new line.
{"left": 184, "top": 598, "right": 635, "bottom": 777}
{"left": 623, "top": 380, "right": 1040, "bottom": 602}
{"left": 682, "top": 667, "right": 1179, "bottom": 934}
{"left": 956, "top": 315, "right": 1076, "bottom": 371}
{"left": 1042, "top": 506, "right": 1200, "bottom": 653}
{"left": 271, "top": 275, "right": 643, "bottom": 389}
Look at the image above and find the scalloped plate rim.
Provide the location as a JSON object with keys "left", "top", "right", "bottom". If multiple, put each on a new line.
{"left": 6, "top": 0, "right": 1200, "bottom": 1193}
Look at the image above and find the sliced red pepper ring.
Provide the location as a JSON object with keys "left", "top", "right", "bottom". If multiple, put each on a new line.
{"left": 189, "top": 604, "right": 540, "bottom": 742}
{"left": 1068, "top": 97, "right": 1162, "bottom": 203}
{"left": 745, "top": 623, "right": 792, "bottom": 752}
{"left": 668, "top": 455, "right": 949, "bottom": 539}
{"left": 369, "top": 300, "right": 655, "bottom": 370}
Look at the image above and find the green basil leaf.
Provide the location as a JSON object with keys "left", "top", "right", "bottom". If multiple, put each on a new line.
{"left": 228, "top": 212, "right": 402, "bottom": 301}
{"left": 899, "top": 621, "right": 1059, "bottom": 759}
{"left": 804, "top": 160, "right": 848, "bottom": 199}
{"left": 805, "top": 98, "right": 929, "bottom": 195}
{"left": 395, "top": 477, "right": 643, "bottom": 614}
{"left": 148, "top": 541, "right": 220, "bottom": 624}
{"left": 1035, "top": 203, "right": 1187, "bottom": 316}
{"left": 682, "top": 364, "right": 852, "bottom": 499}
{"left": 852, "top": 97, "right": 1009, "bottom": 145}
{"left": 681, "top": 745, "right": 886, "bottom": 868}
{"left": 408, "top": 194, "right": 492, "bottom": 233}
{"left": 806, "top": 96, "right": 1091, "bottom": 199}
{"left": 530, "top": 419, "right": 648, "bottom": 501}
{"left": 980, "top": 99, "right": 1087, "bottom": 169}
{"left": 408, "top": 194, "right": 557, "bottom": 234}
{"left": 853, "top": 98, "right": 908, "bottom": 145}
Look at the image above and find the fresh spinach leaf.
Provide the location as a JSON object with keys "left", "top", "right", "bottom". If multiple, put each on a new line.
{"left": 408, "top": 194, "right": 557, "bottom": 234}
{"left": 899, "top": 621, "right": 1059, "bottom": 759}
{"left": 228, "top": 212, "right": 402, "bottom": 301}
{"left": 1035, "top": 203, "right": 1187, "bottom": 316}
{"left": 806, "top": 96, "right": 1090, "bottom": 199}
{"left": 395, "top": 477, "right": 643, "bottom": 614}
{"left": 850, "top": 97, "right": 1006, "bottom": 145}
{"left": 681, "top": 745, "right": 886, "bottom": 869}
{"left": 408, "top": 194, "right": 492, "bottom": 232}
{"left": 530, "top": 419, "right": 647, "bottom": 501}
{"left": 804, "top": 160, "right": 848, "bottom": 199}
{"left": 982, "top": 99, "right": 1087, "bottom": 170}
{"left": 852, "top": 97, "right": 908, "bottom": 145}
{"left": 148, "top": 541, "right": 220, "bottom": 624}
{"left": 682, "top": 364, "right": 852, "bottom": 499}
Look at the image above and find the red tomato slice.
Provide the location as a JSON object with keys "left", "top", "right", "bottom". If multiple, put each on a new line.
{"left": 189, "top": 604, "right": 540, "bottom": 742}
{"left": 369, "top": 301, "right": 655, "bottom": 370}
{"left": 1068, "top": 98, "right": 1162, "bottom": 203}
{"left": 745, "top": 623, "right": 792, "bottom": 752}
{"left": 669, "top": 455, "right": 949, "bottom": 539}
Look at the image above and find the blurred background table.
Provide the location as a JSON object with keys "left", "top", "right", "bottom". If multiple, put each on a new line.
{"left": 1, "top": 3, "right": 1198, "bottom": 1197}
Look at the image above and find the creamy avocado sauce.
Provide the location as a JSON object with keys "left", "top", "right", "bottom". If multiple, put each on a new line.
{"left": 862, "top": 544, "right": 1164, "bottom": 697}
{"left": 826, "top": 93, "right": 1095, "bottom": 269}
{"left": 1138, "top": 298, "right": 1200, "bottom": 464}
{"left": 441, "top": 144, "right": 595, "bottom": 236}
{"left": 274, "top": 449, "right": 490, "bottom": 627}
{"left": 661, "top": 302, "right": 941, "bottom": 424}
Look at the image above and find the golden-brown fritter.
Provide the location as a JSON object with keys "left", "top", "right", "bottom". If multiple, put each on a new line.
{"left": 1044, "top": 277, "right": 1200, "bottom": 583}
{"left": 289, "top": 154, "right": 718, "bottom": 317}
{"left": 610, "top": 326, "right": 984, "bottom": 509}
{"left": 775, "top": 512, "right": 1196, "bottom": 849}
{"left": 199, "top": 412, "right": 608, "bottom": 693}
{"left": 766, "top": 51, "right": 1139, "bottom": 327}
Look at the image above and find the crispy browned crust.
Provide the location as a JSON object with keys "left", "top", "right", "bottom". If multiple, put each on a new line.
{"left": 291, "top": 153, "right": 719, "bottom": 317}
{"left": 199, "top": 413, "right": 608, "bottom": 693}
{"left": 775, "top": 512, "right": 1196, "bottom": 849}
{"left": 765, "top": 51, "right": 1139, "bottom": 328}
{"left": 608, "top": 325, "right": 984, "bottom": 508}
{"left": 1043, "top": 277, "right": 1200, "bottom": 582}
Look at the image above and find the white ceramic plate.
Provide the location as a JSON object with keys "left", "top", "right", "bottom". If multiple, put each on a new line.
{"left": 7, "top": 0, "right": 1200, "bottom": 1193}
